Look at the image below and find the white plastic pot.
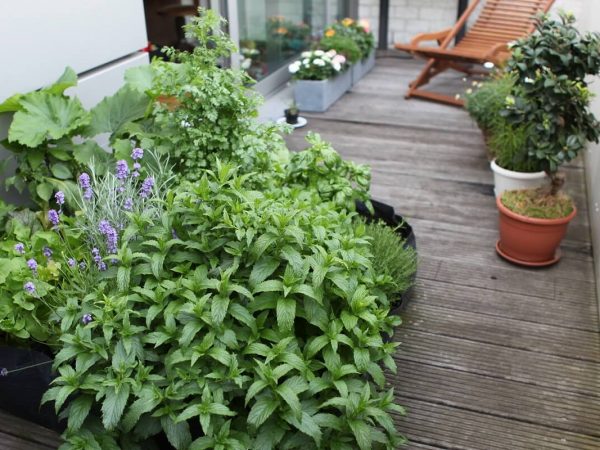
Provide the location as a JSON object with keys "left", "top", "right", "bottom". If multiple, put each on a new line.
{"left": 490, "top": 159, "right": 549, "bottom": 198}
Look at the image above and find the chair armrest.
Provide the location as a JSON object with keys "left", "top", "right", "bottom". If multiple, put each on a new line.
{"left": 484, "top": 43, "right": 511, "bottom": 65}
{"left": 410, "top": 28, "right": 454, "bottom": 47}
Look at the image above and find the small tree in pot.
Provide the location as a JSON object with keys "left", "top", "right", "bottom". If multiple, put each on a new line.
{"left": 495, "top": 12, "right": 600, "bottom": 266}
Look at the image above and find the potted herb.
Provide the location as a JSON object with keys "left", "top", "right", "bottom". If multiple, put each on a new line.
{"left": 324, "top": 18, "right": 376, "bottom": 85}
{"left": 289, "top": 49, "right": 350, "bottom": 112}
{"left": 466, "top": 73, "right": 548, "bottom": 197}
{"left": 284, "top": 100, "right": 299, "bottom": 124}
{"left": 494, "top": 12, "right": 600, "bottom": 265}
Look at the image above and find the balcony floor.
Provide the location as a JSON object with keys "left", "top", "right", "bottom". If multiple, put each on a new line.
{"left": 285, "top": 56, "right": 600, "bottom": 449}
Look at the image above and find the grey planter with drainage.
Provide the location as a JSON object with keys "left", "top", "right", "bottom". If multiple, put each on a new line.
{"left": 351, "top": 51, "right": 376, "bottom": 85}
{"left": 293, "top": 69, "right": 352, "bottom": 112}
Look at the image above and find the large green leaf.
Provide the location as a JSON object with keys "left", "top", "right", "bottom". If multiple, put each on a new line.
{"left": 67, "top": 395, "right": 93, "bottom": 431}
{"left": 50, "top": 162, "right": 73, "bottom": 179}
{"left": 86, "top": 86, "right": 149, "bottom": 137}
{"left": 8, "top": 92, "right": 89, "bottom": 147}
{"left": 0, "top": 93, "right": 23, "bottom": 113}
{"left": 101, "top": 384, "right": 130, "bottom": 430}
{"left": 71, "top": 140, "right": 112, "bottom": 173}
{"left": 124, "top": 64, "right": 155, "bottom": 92}
{"left": 42, "top": 67, "right": 78, "bottom": 95}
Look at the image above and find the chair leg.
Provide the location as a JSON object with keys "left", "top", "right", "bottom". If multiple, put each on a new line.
{"left": 406, "top": 59, "right": 448, "bottom": 98}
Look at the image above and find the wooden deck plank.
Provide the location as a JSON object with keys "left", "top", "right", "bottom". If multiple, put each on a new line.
{"left": 0, "top": 410, "right": 61, "bottom": 448}
{"left": 287, "top": 54, "right": 599, "bottom": 448}
{"left": 393, "top": 361, "right": 600, "bottom": 438}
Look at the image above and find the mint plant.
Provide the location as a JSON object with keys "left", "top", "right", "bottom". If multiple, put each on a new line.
{"left": 43, "top": 162, "right": 405, "bottom": 449}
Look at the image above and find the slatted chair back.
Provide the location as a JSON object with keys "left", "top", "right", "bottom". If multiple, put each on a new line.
{"left": 456, "top": 0, "right": 555, "bottom": 56}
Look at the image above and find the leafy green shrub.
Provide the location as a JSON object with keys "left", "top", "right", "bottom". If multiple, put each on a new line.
{"left": 319, "top": 34, "right": 362, "bottom": 64}
{"left": 503, "top": 12, "right": 600, "bottom": 181}
{"left": 0, "top": 68, "right": 149, "bottom": 207}
{"left": 326, "top": 19, "right": 375, "bottom": 60}
{"left": 465, "top": 73, "right": 515, "bottom": 135}
{"left": 123, "top": 9, "right": 288, "bottom": 185}
{"left": 361, "top": 221, "right": 417, "bottom": 303}
{"left": 501, "top": 188, "right": 574, "bottom": 219}
{"left": 44, "top": 162, "right": 405, "bottom": 449}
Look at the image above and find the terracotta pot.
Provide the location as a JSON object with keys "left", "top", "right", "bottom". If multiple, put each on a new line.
{"left": 496, "top": 195, "right": 576, "bottom": 267}
{"left": 156, "top": 95, "right": 181, "bottom": 111}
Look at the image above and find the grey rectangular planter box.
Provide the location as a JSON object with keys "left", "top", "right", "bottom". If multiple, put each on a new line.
{"left": 351, "top": 51, "right": 376, "bottom": 85}
{"left": 293, "top": 69, "right": 352, "bottom": 112}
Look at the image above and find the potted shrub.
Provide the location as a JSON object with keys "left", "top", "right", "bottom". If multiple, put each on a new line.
{"left": 466, "top": 73, "right": 548, "bottom": 197}
{"left": 289, "top": 49, "right": 350, "bottom": 112}
{"left": 324, "top": 18, "right": 376, "bottom": 85}
{"left": 494, "top": 12, "right": 600, "bottom": 265}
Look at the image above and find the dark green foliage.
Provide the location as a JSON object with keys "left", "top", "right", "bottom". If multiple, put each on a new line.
{"left": 46, "top": 164, "right": 406, "bottom": 449}
{"left": 503, "top": 12, "right": 600, "bottom": 175}
{"left": 361, "top": 221, "right": 416, "bottom": 303}
{"left": 465, "top": 73, "right": 515, "bottom": 135}
{"left": 319, "top": 34, "right": 362, "bottom": 64}
{"left": 327, "top": 20, "right": 375, "bottom": 60}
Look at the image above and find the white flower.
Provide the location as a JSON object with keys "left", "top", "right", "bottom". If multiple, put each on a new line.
{"left": 524, "top": 77, "right": 534, "bottom": 84}
{"left": 302, "top": 58, "right": 310, "bottom": 66}
{"left": 332, "top": 62, "right": 341, "bottom": 71}
{"left": 466, "top": 88, "right": 473, "bottom": 94}
{"left": 241, "top": 58, "right": 252, "bottom": 70}
{"left": 333, "top": 54, "right": 346, "bottom": 65}
{"left": 301, "top": 51, "right": 311, "bottom": 58}
{"left": 314, "top": 50, "right": 324, "bottom": 56}
{"left": 288, "top": 62, "right": 301, "bottom": 73}
{"left": 483, "top": 61, "right": 495, "bottom": 69}
{"left": 326, "top": 50, "right": 337, "bottom": 58}
{"left": 313, "top": 58, "right": 325, "bottom": 66}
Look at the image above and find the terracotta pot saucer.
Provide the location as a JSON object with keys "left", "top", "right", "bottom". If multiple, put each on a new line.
{"left": 495, "top": 240, "right": 561, "bottom": 267}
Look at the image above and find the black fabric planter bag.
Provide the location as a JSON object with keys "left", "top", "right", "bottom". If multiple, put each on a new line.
{"left": 0, "top": 346, "right": 63, "bottom": 432}
{"left": 355, "top": 199, "right": 417, "bottom": 311}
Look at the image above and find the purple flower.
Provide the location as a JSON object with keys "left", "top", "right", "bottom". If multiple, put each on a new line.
{"left": 92, "top": 247, "right": 101, "bottom": 263}
{"left": 133, "top": 162, "right": 141, "bottom": 170}
{"left": 43, "top": 247, "right": 52, "bottom": 258}
{"left": 171, "top": 228, "right": 178, "bottom": 239}
{"left": 81, "top": 313, "right": 93, "bottom": 325}
{"left": 79, "top": 173, "right": 91, "bottom": 189}
{"left": 55, "top": 191, "right": 65, "bottom": 206}
{"left": 0, "top": 368, "right": 7, "bottom": 377}
{"left": 14, "top": 243, "right": 25, "bottom": 255}
{"left": 123, "top": 198, "right": 133, "bottom": 211}
{"left": 68, "top": 258, "right": 77, "bottom": 267}
{"left": 98, "top": 220, "right": 118, "bottom": 254}
{"left": 139, "top": 177, "right": 155, "bottom": 199}
{"left": 48, "top": 209, "right": 60, "bottom": 226}
{"left": 24, "top": 281, "right": 36, "bottom": 294}
{"left": 116, "top": 160, "right": 129, "bottom": 180}
{"left": 79, "top": 261, "right": 87, "bottom": 270}
{"left": 83, "top": 188, "right": 94, "bottom": 201}
{"left": 131, "top": 148, "right": 144, "bottom": 161}
{"left": 27, "top": 259, "right": 37, "bottom": 272}
{"left": 98, "top": 261, "right": 107, "bottom": 271}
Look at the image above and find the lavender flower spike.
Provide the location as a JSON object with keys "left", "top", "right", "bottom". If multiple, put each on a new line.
{"left": 48, "top": 209, "right": 60, "bottom": 226}
{"left": 98, "top": 220, "right": 118, "bottom": 254}
{"left": 131, "top": 147, "right": 144, "bottom": 161}
{"left": 116, "top": 160, "right": 129, "bottom": 180}
{"left": 139, "top": 177, "right": 155, "bottom": 199}
{"left": 43, "top": 247, "right": 52, "bottom": 258}
{"left": 27, "top": 259, "right": 38, "bottom": 272}
{"left": 14, "top": 243, "right": 25, "bottom": 255}
{"left": 55, "top": 191, "right": 65, "bottom": 206}
{"left": 123, "top": 198, "right": 134, "bottom": 211}
{"left": 0, "top": 368, "right": 7, "bottom": 377}
{"left": 79, "top": 173, "right": 91, "bottom": 189}
{"left": 68, "top": 258, "right": 77, "bottom": 267}
{"left": 83, "top": 188, "right": 93, "bottom": 201}
{"left": 24, "top": 281, "right": 36, "bottom": 294}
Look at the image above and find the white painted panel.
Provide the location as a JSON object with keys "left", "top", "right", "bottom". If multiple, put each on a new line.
{"left": 0, "top": 0, "right": 148, "bottom": 102}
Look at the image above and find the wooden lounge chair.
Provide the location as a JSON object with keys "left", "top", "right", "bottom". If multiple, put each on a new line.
{"left": 394, "top": 0, "right": 555, "bottom": 106}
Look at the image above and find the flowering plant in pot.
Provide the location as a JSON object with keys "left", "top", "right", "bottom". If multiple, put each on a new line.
{"left": 493, "top": 12, "right": 600, "bottom": 266}
{"left": 289, "top": 49, "right": 350, "bottom": 112}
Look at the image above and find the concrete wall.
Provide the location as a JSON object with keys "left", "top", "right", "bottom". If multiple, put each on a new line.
{"left": 358, "top": 0, "right": 585, "bottom": 47}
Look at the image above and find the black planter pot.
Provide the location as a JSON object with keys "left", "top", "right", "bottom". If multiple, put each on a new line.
{"left": 355, "top": 199, "right": 417, "bottom": 312}
{"left": 284, "top": 108, "right": 299, "bottom": 125}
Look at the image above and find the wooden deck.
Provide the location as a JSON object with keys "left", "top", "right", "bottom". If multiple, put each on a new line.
{"left": 286, "top": 56, "right": 600, "bottom": 449}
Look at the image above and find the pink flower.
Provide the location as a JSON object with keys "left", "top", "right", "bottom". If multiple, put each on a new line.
{"left": 333, "top": 54, "right": 346, "bottom": 65}
{"left": 358, "top": 19, "right": 370, "bottom": 33}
